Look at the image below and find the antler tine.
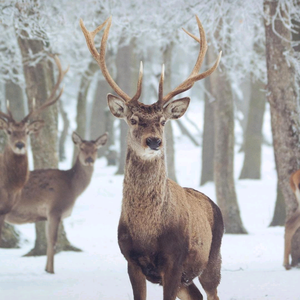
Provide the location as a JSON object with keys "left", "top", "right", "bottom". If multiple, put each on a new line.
{"left": 130, "top": 61, "right": 144, "bottom": 103}
{"left": 22, "top": 55, "right": 68, "bottom": 122}
{"left": 80, "top": 17, "right": 135, "bottom": 102}
{"left": 79, "top": 17, "right": 109, "bottom": 63}
{"left": 159, "top": 15, "right": 221, "bottom": 105}
{"left": 158, "top": 64, "right": 165, "bottom": 102}
{"left": 6, "top": 100, "right": 14, "bottom": 119}
{"left": 99, "top": 17, "right": 131, "bottom": 102}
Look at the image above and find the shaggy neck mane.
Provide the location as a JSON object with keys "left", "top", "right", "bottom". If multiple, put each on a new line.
{"left": 124, "top": 146, "right": 168, "bottom": 204}
{"left": 3, "top": 146, "right": 28, "bottom": 191}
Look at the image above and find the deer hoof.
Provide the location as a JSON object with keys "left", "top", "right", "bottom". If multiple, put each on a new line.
{"left": 284, "top": 264, "right": 292, "bottom": 270}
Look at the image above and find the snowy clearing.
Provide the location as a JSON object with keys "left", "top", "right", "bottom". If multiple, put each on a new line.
{"left": 1, "top": 136, "right": 299, "bottom": 300}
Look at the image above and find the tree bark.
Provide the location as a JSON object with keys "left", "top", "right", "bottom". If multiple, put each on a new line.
{"left": 115, "top": 42, "right": 133, "bottom": 175}
{"left": 72, "top": 61, "right": 99, "bottom": 164}
{"left": 18, "top": 32, "right": 80, "bottom": 256}
{"left": 239, "top": 80, "right": 266, "bottom": 179}
{"left": 89, "top": 77, "right": 114, "bottom": 161}
{"left": 264, "top": 0, "right": 300, "bottom": 260}
{"left": 212, "top": 63, "right": 247, "bottom": 234}
{"left": 269, "top": 181, "right": 286, "bottom": 227}
{"left": 200, "top": 51, "right": 215, "bottom": 185}
{"left": 264, "top": 1, "right": 300, "bottom": 217}
{"left": 58, "top": 100, "right": 70, "bottom": 162}
{"left": 163, "top": 44, "right": 177, "bottom": 182}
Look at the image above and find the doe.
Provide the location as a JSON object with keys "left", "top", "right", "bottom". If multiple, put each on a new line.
{"left": 5, "top": 132, "right": 108, "bottom": 273}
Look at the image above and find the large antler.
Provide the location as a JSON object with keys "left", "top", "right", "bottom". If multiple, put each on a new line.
{"left": 157, "top": 15, "right": 222, "bottom": 107}
{"left": 80, "top": 17, "right": 143, "bottom": 104}
{"left": 0, "top": 100, "right": 14, "bottom": 122}
{"left": 22, "top": 55, "right": 69, "bottom": 123}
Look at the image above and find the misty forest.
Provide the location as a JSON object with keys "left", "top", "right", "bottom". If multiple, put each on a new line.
{"left": 0, "top": 0, "right": 300, "bottom": 299}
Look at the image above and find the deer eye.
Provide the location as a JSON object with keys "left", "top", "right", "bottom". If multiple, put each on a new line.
{"left": 161, "top": 120, "right": 166, "bottom": 126}
{"left": 7, "top": 130, "right": 12, "bottom": 135}
{"left": 130, "top": 119, "right": 137, "bottom": 125}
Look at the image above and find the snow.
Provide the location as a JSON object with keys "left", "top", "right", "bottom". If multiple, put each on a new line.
{"left": 1, "top": 126, "right": 300, "bottom": 300}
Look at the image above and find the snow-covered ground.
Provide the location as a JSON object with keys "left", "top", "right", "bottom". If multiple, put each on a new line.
{"left": 1, "top": 115, "right": 300, "bottom": 300}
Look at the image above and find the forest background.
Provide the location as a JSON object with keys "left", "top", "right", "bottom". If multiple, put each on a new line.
{"left": 0, "top": 0, "right": 300, "bottom": 299}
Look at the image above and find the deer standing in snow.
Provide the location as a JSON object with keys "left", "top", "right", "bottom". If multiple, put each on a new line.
{"left": 5, "top": 132, "right": 108, "bottom": 273}
{"left": 0, "top": 56, "right": 67, "bottom": 245}
{"left": 81, "top": 16, "right": 224, "bottom": 300}
{"left": 283, "top": 171, "right": 300, "bottom": 269}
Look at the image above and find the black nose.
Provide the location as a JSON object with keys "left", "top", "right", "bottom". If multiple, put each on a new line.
{"left": 85, "top": 157, "right": 94, "bottom": 164}
{"left": 15, "top": 142, "right": 25, "bottom": 149}
{"left": 146, "top": 137, "right": 162, "bottom": 150}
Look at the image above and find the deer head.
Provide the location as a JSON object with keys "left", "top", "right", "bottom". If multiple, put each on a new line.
{"left": 80, "top": 16, "right": 221, "bottom": 160}
{"left": 72, "top": 132, "right": 108, "bottom": 166}
{"left": 0, "top": 56, "right": 68, "bottom": 155}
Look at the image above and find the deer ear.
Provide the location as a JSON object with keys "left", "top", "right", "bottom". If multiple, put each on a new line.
{"left": 107, "top": 94, "right": 128, "bottom": 119}
{"left": 28, "top": 120, "right": 45, "bottom": 134}
{"left": 0, "top": 119, "right": 8, "bottom": 130}
{"left": 72, "top": 132, "right": 83, "bottom": 146}
{"left": 163, "top": 97, "right": 190, "bottom": 120}
{"left": 95, "top": 133, "right": 108, "bottom": 148}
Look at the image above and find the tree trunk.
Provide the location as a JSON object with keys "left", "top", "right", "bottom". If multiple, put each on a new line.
{"left": 264, "top": 0, "right": 300, "bottom": 259}
{"left": 264, "top": 2, "right": 300, "bottom": 217}
{"left": 269, "top": 181, "right": 286, "bottom": 226}
{"left": 239, "top": 80, "right": 266, "bottom": 179}
{"left": 200, "top": 51, "right": 215, "bottom": 185}
{"left": 72, "top": 61, "right": 99, "bottom": 164}
{"left": 89, "top": 78, "right": 114, "bottom": 161}
{"left": 18, "top": 33, "right": 80, "bottom": 256}
{"left": 58, "top": 100, "right": 70, "bottom": 162}
{"left": 0, "top": 79, "right": 25, "bottom": 248}
{"left": 212, "top": 62, "right": 247, "bottom": 234}
{"left": 163, "top": 44, "right": 177, "bottom": 182}
{"left": 115, "top": 42, "right": 133, "bottom": 175}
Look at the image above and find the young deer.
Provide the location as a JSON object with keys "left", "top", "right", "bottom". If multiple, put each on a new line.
{"left": 81, "top": 16, "right": 224, "bottom": 300}
{"left": 0, "top": 56, "right": 68, "bottom": 245}
{"left": 5, "top": 132, "right": 108, "bottom": 274}
{"left": 283, "top": 171, "right": 300, "bottom": 269}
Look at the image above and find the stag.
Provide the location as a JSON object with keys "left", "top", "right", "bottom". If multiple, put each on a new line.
{"left": 0, "top": 56, "right": 68, "bottom": 245}
{"left": 81, "top": 16, "right": 224, "bottom": 300}
{"left": 5, "top": 132, "right": 108, "bottom": 273}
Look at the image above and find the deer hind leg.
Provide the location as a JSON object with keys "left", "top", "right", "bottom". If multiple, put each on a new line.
{"left": 45, "top": 214, "right": 61, "bottom": 274}
{"left": 284, "top": 212, "right": 300, "bottom": 270}
{"left": 177, "top": 282, "right": 203, "bottom": 300}
{"left": 128, "top": 261, "right": 147, "bottom": 300}
{"left": 199, "top": 254, "right": 221, "bottom": 300}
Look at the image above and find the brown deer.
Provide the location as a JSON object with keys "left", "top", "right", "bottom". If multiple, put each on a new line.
{"left": 0, "top": 56, "right": 68, "bottom": 245}
{"left": 81, "top": 16, "right": 224, "bottom": 300}
{"left": 5, "top": 131, "right": 108, "bottom": 274}
{"left": 283, "top": 170, "right": 300, "bottom": 269}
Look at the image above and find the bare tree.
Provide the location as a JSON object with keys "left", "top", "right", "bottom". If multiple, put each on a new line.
{"left": 264, "top": 0, "right": 300, "bottom": 264}
{"left": 239, "top": 79, "right": 266, "bottom": 179}
{"left": 211, "top": 62, "right": 247, "bottom": 234}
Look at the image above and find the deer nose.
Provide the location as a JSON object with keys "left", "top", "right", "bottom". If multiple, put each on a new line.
{"left": 85, "top": 157, "right": 94, "bottom": 164}
{"left": 146, "top": 137, "right": 162, "bottom": 150}
{"left": 15, "top": 142, "right": 25, "bottom": 149}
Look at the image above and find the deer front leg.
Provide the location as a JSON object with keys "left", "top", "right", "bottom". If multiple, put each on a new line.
{"left": 45, "top": 214, "right": 61, "bottom": 274}
{"left": 128, "top": 261, "right": 147, "bottom": 300}
{"left": 162, "top": 263, "right": 182, "bottom": 300}
{"left": 283, "top": 212, "right": 300, "bottom": 270}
